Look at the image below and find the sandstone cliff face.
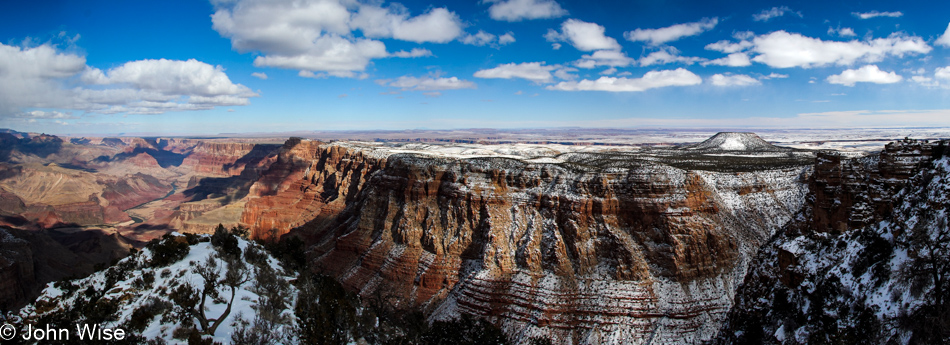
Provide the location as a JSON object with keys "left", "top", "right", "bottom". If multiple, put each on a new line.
{"left": 180, "top": 142, "right": 280, "bottom": 176}
{"left": 240, "top": 140, "right": 386, "bottom": 240}
{"left": 250, "top": 141, "right": 809, "bottom": 344}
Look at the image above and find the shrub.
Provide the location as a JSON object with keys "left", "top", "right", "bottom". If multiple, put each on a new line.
{"left": 211, "top": 225, "right": 241, "bottom": 259}
{"left": 148, "top": 234, "right": 191, "bottom": 267}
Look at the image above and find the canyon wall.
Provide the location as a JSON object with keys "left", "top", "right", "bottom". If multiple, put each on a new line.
{"left": 249, "top": 140, "right": 810, "bottom": 344}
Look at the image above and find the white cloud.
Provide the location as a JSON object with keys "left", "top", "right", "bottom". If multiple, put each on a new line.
{"left": 0, "top": 43, "right": 255, "bottom": 117}
{"left": 383, "top": 76, "right": 476, "bottom": 91}
{"left": 753, "top": 6, "right": 801, "bottom": 22}
{"left": 498, "top": 32, "right": 516, "bottom": 45}
{"left": 710, "top": 73, "right": 761, "bottom": 86}
{"left": 733, "top": 31, "right": 755, "bottom": 40}
{"left": 852, "top": 11, "right": 903, "bottom": 19}
{"left": 576, "top": 49, "right": 635, "bottom": 68}
{"left": 16, "top": 110, "right": 77, "bottom": 119}
{"left": 351, "top": 6, "right": 463, "bottom": 43}
{"left": 600, "top": 67, "right": 617, "bottom": 75}
{"left": 0, "top": 43, "right": 85, "bottom": 115}
{"left": 826, "top": 65, "right": 902, "bottom": 86}
{"left": 391, "top": 48, "right": 433, "bottom": 58}
{"left": 751, "top": 31, "right": 931, "bottom": 68}
{"left": 760, "top": 73, "right": 789, "bottom": 79}
{"left": 702, "top": 53, "right": 752, "bottom": 67}
{"left": 638, "top": 48, "right": 705, "bottom": 66}
{"left": 461, "top": 31, "right": 496, "bottom": 46}
{"left": 936, "top": 67, "right": 950, "bottom": 80}
{"left": 705, "top": 40, "right": 753, "bottom": 53}
{"left": 936, "top": 23, "right": 950, "bottom": 47}
{"left": 251, "top": 72, "right": 268, "bottom": 79}
{"left": 473, "top": 62, "right": 556, "bottom": 83}
{"left": 547, "top": 68, "right": 701, "bottom": 92}
{"left": 83, "top": 59, "right": 255, "bottom": 98}
{"left": 828, "top": 27, "right": 856, "bottom": 37}
{"left": 460, "top": 31, "right": 515, "bottom": 47}
{"left": 623, "top": 18, "right": 718, "bottom": 45}
{"left": 486, "top": 0, "right": 567, "bottom": 21}
{"left": 211, "top": 0, "right": 462, "bottom": 78}
{"left": 913, "top": 75, "right": 938, "bottom": 87}
{"left": 545, "top": 19, "right": 620, "bottom": 51}
{"left": 553, "top": 67, "right": 577, "bottom": 80}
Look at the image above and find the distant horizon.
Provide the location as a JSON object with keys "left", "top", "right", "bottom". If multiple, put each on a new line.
{"left": 2, "top": 1, "right": 950, "bottom": 134}
{"left": 8, "top": 125, "right": 950, "bottom": 141}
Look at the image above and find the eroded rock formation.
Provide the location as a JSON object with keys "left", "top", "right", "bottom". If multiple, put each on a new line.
{"left": 243, "top": 140, "right": 810, "bottom": 344}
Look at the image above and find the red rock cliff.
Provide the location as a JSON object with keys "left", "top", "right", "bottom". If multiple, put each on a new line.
{"left": 240, "top": 140, "right": 386, "bottom": 240}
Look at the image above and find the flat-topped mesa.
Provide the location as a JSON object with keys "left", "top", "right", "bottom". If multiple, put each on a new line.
{"left": 683, "top": 132, "right": 791, "bottom": 152}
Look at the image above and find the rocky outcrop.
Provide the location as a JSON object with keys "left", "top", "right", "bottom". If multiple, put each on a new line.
{"left": 717, "top": 139, "right": 950, "bottom": 344}
{"left": 0, "top": 227, "right": 135, "bottom": 310}
{"left": 800, "top": 139, "right": 946, "bottom": 235}
{"left": 0, "top": 229, "right": 34, "bottom": 311}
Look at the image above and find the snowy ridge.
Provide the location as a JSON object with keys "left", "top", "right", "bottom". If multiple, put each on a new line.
{"left": 15, "top": 233, "right": 297, "bottom": 344}
{"left": 719, "top": 147, "right": 950, "bottom": 344}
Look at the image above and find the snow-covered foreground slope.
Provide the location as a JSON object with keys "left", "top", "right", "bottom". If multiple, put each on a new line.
{"left": 718, "top": 140, "right": 950, "bottom": 344}
{"left": 13, "top": 232, "right": 297, "bottom": 344}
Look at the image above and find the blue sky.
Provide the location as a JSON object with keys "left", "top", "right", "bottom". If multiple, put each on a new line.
{"left": 2, "top": 0, "right": 950, "bottom": 135}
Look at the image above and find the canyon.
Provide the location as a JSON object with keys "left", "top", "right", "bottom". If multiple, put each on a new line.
{"left": 3, "top": 128, "right": 948, "bottom": 343}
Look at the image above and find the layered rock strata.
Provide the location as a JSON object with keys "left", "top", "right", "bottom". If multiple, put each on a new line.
{"left": 253, "top": 140, "right": 810, "bottom": 344}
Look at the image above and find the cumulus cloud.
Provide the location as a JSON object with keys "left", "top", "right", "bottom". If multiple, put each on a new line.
{"left": 936, "top": 23, "right": 950, "bottom": 47}
{"left": 705, "top": 40, "right": 753, "bottom": 53}
{"left": 760, "top": 73, "right": 789, "bottom": 79}
{"left": 702, "top": 53, "right": 752, "bottom": 67}
{"left": 751, "top": 31, "right": 931, "bottom": 68}
{"left": 828, "top": 27, "right": 857, "bottom": 37}
{"left": 486, "top": 0, "right": 567, "bottom": 21}
{"left": 211, "top": 0, "right": 463, "bottom": 78}
{"left": 350, "top": 6, "right": 462, "bottom": 43}
{"left": 461, "top": 31, "right": 515, "bottom": 47}
{"left": 15, "top": 110, "right": 77, "bottom": 119}
{"left": 852, "top": 11, "right": 903, "bottom": 19}
{"left": 0, "top": 43, "right": 254, "bottom": 117}
{"left": 638, "top": 48, "right": 705, "bottom": 66}
{"left": 826, "top": 65, "right": 902, "bottom": 86}
{"left": 623, "top": 18, "right": 718, "bottom": 45}
{"left": 498, "top": 32, "right": 516, "bottom": 45}
{"left": 473, "top": 62, "right": 556, "bottom": 83}
{"left": 576, "top": 49, "right": 635, "bottom": 68}
{"left": 710, "top": 73, "right": 761, "bottom": 86}
{"left": 391, "top": 48, "right": 433, "bottom": 58}
{"left": 381, "top": 76, "right": 476, "bottom": 91}
{"left": 753, "top": 6, "right": 801, "bottom": 22}
{"left": 0, "top": 43, "right": 85, "bottom": 115}
{"left": 545, "top": 19, "right": 620, "bottom": 51}
{"left": 937, "top": 67, "right": 950, "bottom": 80}
{"left": 82, "top": 59, "right": 255, "bottom": 98}
{"left": 546, "top": 68, "right": 701, "bottom": 92}
{"left": 251, "top": 72, "right": 268, "bottom": 79}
